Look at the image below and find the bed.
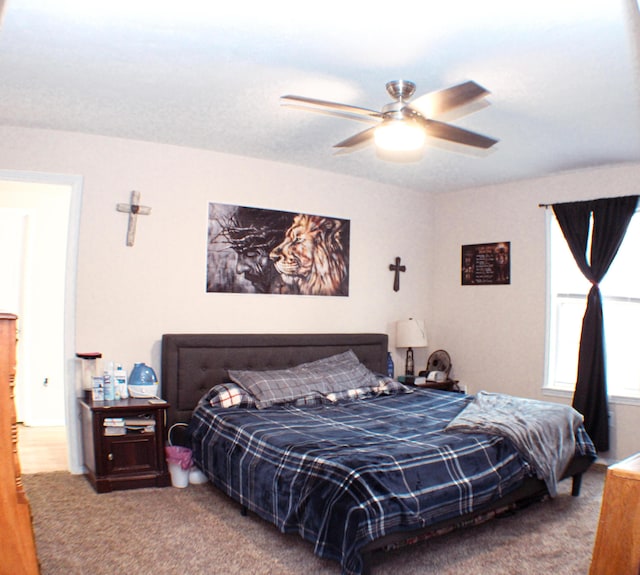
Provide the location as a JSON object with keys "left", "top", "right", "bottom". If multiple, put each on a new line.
{"left": 161, "top": 332, "right": 596, "bottom": 575}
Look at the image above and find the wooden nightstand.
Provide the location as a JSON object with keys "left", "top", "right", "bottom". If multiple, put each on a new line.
{"left": 398, "top": 375, "right": 461, "bottom": 392}
{"left": 80, "top": 397, "right": 171, "bottom": 493}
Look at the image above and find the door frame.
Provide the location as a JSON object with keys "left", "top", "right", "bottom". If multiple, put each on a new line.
{"left": 0, "top": 169, "right": 83, "bottom": 473}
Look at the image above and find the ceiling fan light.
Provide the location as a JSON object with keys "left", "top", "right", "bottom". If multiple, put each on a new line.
{"left": 374, "top": 120, "right": 425, "bottom": 152}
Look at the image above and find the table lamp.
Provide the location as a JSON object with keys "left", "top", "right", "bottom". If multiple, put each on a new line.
{"left": 396, "top": 318, "right": 427, "bottom": 376}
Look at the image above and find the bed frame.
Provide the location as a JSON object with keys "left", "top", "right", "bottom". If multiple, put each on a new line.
{"left": 161, "top": 332, "right": 593, "bottom": 574}
{"left": 161, "top": 333, "right": 388, "bottom": 428}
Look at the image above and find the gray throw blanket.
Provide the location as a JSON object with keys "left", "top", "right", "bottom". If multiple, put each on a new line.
{"left": 445, "top": 392, "right": 584, "bottom": 497}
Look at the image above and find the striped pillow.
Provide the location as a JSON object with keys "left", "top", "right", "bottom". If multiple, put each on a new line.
{"left": 203, "top": 383, "right": 256, "bottom": 408}
{"left": 228, "top": 350, "right": 380, "bottom": 409}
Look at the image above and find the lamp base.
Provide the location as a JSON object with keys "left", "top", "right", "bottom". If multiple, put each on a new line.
{"left": 405, "top": 347, "right": 415, "bottom": 376}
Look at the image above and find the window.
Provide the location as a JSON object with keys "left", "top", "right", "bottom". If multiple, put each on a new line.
{"left": 546, "top": 210, "right": 640, "bottom": 400}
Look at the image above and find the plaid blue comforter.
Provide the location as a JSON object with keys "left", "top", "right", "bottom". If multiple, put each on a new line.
{"left": 189, "top": 389, "right": 595, "bottom": 575}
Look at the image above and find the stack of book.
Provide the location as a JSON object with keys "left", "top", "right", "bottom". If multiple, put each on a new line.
{"left": 103, "top": 417, "right": 126, "bottom": 436}
{"left": 103, "top": 417, "right": 155, "bottom": 436}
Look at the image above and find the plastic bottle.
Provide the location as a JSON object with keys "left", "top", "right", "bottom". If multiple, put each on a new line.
{"left": 114, "top": 364, "right": 129, "bottom": 399}
{"left": 103, "top": 361, "right": 115, "bottom": 401}
{"left": 386, "top": 352, "right": 395, "bottom": 379}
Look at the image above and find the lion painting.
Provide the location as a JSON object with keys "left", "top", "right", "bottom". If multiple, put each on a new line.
{"left": 269, "top": 214, "right": 349, "bottom": 296}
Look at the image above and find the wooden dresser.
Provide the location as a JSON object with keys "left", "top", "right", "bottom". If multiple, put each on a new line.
{"left": 589, "top": 452, "right": 640, "bottom": 575}
{"left": 0, "top": 313, "right": 40, "bottom": 574}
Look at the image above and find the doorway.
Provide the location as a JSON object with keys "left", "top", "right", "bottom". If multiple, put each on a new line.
{"left": 0, "top": 170, "right": 82, "bottom": 473}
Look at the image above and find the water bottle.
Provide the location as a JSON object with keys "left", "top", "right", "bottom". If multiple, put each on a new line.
{"left": 386, "top": 352, "right": 395, "bottom": 378}
{"left": 103, "top": 361, "right": 115, "bottom": 401}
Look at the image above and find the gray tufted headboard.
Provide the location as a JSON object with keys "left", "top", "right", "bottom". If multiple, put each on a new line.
{"left": 161, "top": 333, "right": 389, "bottom": 428}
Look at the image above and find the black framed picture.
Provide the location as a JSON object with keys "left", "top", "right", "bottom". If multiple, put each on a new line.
{"left": 461, "top": 242, "right": 510, "bottom": 285}
{"left": 207, "top": 202, "right": 350, "bottom": 296}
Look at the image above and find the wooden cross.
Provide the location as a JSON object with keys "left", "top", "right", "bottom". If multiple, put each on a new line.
{"left": 116, "top": 190, "right": 151, "bottom": 246}
{"left": 389, "top": 257, "right": 406, "bottom": 292}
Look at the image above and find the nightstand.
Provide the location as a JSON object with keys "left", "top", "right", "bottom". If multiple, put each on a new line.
{"left": 398, "top": 375, "right": 461, "bottom": 392}
{"left": 79, "top": 397, "right": 171, "bottom": 493}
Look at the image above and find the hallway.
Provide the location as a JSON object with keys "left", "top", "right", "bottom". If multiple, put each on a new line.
{"left": 18, "top": 425, "right": 68, "bottom": 473}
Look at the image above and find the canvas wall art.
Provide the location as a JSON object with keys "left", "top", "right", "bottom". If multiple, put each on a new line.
{"left": 207, "top": 202, "right": 350, "bottom": 296}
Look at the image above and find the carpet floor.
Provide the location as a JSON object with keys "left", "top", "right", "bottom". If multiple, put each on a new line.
{"left": 23, "top": 468, "right": 605, "bottom": 575}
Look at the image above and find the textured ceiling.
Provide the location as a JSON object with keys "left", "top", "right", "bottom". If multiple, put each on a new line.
{"left": 1, "top": 0, "right": 640, "bottom": 193}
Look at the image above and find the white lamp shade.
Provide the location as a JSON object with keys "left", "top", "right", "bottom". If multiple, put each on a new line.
{"left": 396, "top": 318, "right": 427, "bottom": 349}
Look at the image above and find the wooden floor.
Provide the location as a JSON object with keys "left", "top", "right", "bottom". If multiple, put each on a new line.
{"left": 17, "top": 425, "right": 68, "bottom": 474}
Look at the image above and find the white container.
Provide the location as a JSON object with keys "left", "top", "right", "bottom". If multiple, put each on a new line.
{"left": 77, "top": 352, "right": 102, "bottom": 397}
{"left": 189, "top": 467, "right": 208, "bottom": 485}
{"left": 91, "top": 376, "right": 104, "bottom": 401}
{"left": 113, "top": 364, "right": 128, "bottom": 399}
{"left": 103, "top": 361, "right": 115, "bottom": 401}
{"left": 168, "top": 462, "right": 189, "bottom": 488}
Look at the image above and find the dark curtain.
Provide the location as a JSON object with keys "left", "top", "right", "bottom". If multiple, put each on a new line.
{"left": 552, "top": 195, "right": 638, "bottom": 452}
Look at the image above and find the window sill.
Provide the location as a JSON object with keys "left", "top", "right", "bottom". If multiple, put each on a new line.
{"left": 542, "top": 387, "right": 640, "bottom": 406}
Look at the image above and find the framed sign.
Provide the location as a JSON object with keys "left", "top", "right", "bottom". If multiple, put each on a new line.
{"left": 461, "top": 242, "right": 510, "bottom": 285}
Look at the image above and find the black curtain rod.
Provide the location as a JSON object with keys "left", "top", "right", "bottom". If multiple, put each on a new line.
{"left": 540, "top": 196, "right": 639, "bottom": 210}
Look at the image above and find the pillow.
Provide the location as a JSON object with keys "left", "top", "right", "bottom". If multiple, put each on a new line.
{"left": 321, "top": 376, "right": 412, "bottom": 404}
{"left": 228, "top": 350, "right": 380, "bottom": 409}
{"left": 290, "top": 394, "right": 327, "bottom": 407}
{"left": 201, "top": 383, "right": 256, "bottom": 409}
{"left": 325, "top": 386, "right": 375, "bottom": 403}
{"left": 372, "top": 375, "right": 413, "bottom": 396}
{"left": 304, "top": 350, "right": 380, "bottom": 389}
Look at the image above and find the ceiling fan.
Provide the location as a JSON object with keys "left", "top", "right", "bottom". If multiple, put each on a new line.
{"left": 281, "top": 80, "right": 498, "bottom": 154}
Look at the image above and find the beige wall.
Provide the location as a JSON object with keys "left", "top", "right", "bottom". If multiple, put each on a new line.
{"left": 0, "top": 127, "right": 433, "bottom": 470}
{"left": 429, "top": 164, "right": 640, "bottom": 462}
{"left": 1, "top": 126, "right": 637, "bottom": 466}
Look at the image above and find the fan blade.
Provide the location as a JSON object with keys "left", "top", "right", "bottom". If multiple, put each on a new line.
{"left": 282, "top": 102, "right": 380, "bottom": 125}
{"left": 422, "top": 119, "right": 498, "bottom": 149}
{"left": 409, "top": 80, "right": 490, "bottom": 118}
{"left": 281, "top": 95, "right": 382, "bottom": 119}
{"left": 334, "top": 126, "right": 377, "bottom": 148}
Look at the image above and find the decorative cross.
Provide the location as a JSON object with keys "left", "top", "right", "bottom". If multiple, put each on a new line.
{"left": 389, "top": 257, "right": 406, "bottom": 292}
{"left": 116, "top": 190, "right": 151, "bottom": 247}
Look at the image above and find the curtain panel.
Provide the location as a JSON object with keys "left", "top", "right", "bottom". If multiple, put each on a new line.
{"left": 552, "top": 195, "right": 638, "bottom": 452}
